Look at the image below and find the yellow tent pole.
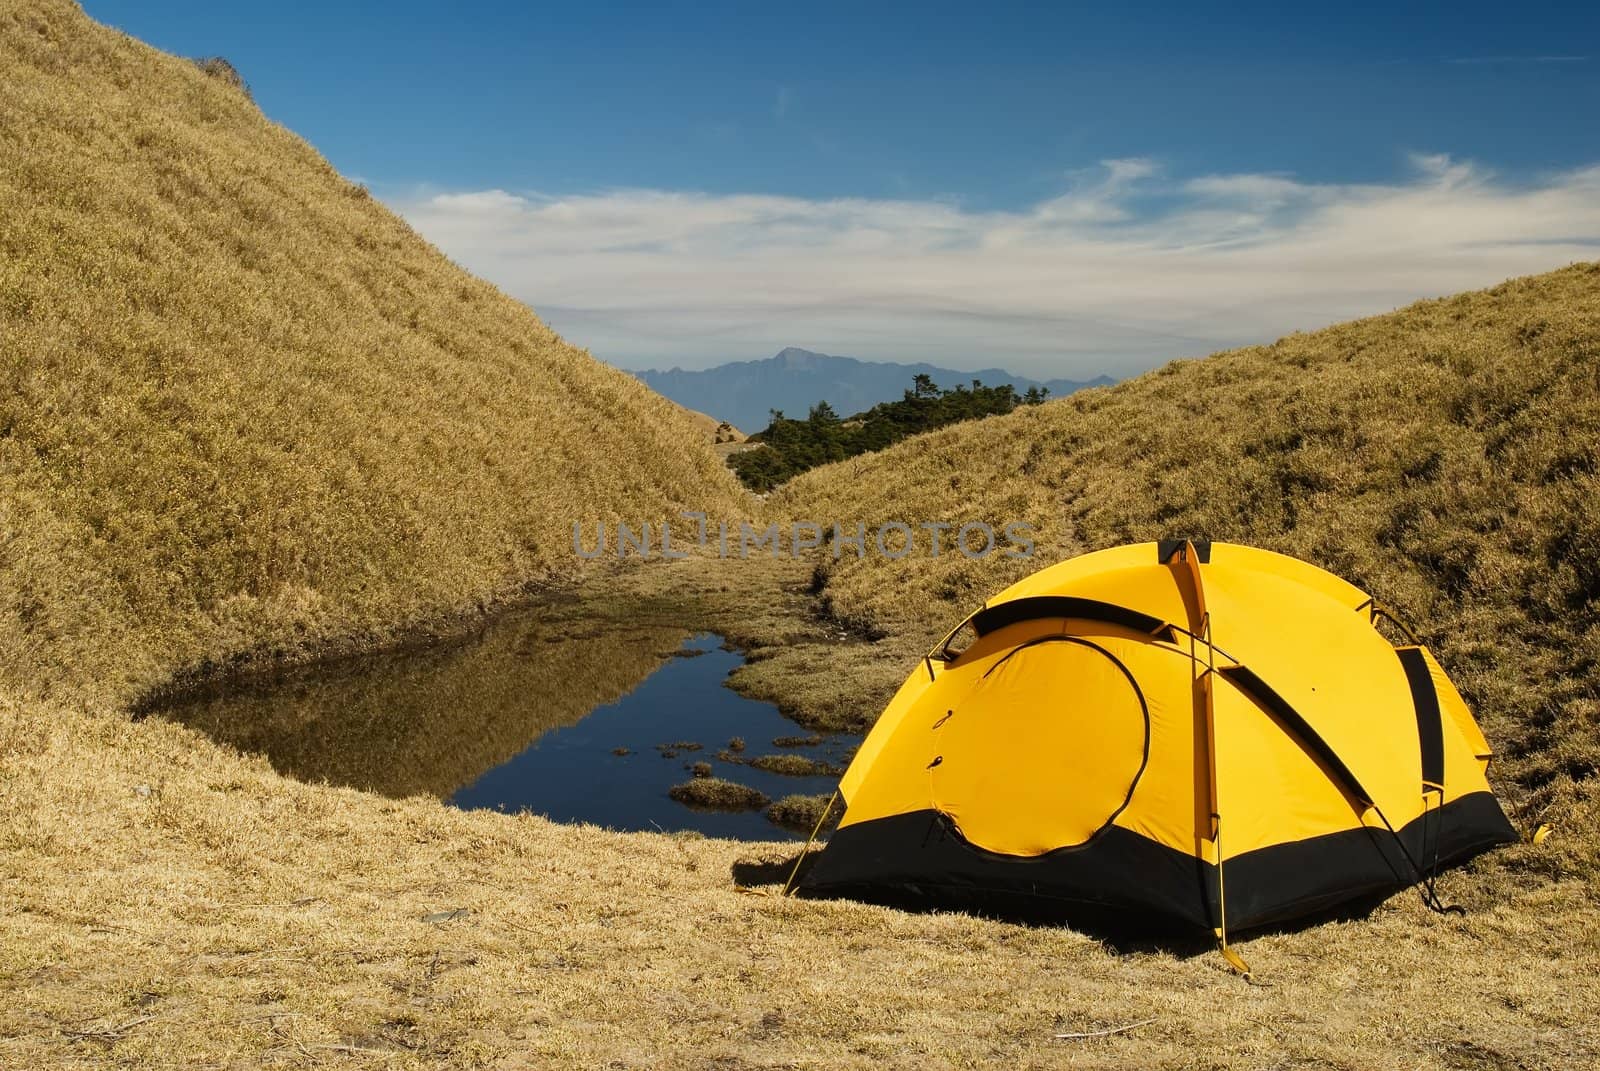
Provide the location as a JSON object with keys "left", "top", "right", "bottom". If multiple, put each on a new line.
{"left": 782, "top": 790, "right": 840, "bottom": 897}
{"left": 1166, "top": 540, "right": 1251, "bottom": 977}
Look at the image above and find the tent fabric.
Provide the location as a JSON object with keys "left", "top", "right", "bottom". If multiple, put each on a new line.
{"left": 800, "top": 541, "right": 1517, "bottom": 932}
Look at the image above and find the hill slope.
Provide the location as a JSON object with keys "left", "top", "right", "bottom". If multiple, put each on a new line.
{"left": 0, "top": 0, "right": 746, "bottom": 708}
{"left": 635, "top": 346, "right": 1112, "bottom": 432}
{"left": 780, "top": 263, "right": 1600, "bottom": 810}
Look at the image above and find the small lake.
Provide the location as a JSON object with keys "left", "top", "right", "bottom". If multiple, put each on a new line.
{"left": 150, "top": 606, "right": 856, "bottom": 840}
{"left": 453, "top": 633, "right": 855, "bottom": 839}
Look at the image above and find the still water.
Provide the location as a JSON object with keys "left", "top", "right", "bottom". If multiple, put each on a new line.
{"left": 452, "top": 633, "right": 854, "bottom": 838}
{"left": 152, "top": 607, "right": 856, "bottom": 840}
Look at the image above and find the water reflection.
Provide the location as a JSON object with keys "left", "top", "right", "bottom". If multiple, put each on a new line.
{"left": 154, "top": 607, "right": 855, "bottom": 839}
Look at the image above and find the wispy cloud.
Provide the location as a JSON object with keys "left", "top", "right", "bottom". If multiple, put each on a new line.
{"left": 392, "top": 156, "right": 1600, "bottom": 376}
{"left": 774, "top": 86, "right": 793, "bottom": 120}
{"left": 1446, "top": 55, "right": 1588, "bottom": 65}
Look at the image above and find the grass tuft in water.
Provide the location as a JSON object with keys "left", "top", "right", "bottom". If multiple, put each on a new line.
{"left": 750, "top": 754, "right": 841, "bottom": 777}
{"left": 765, "top": 793, "right": 841, "bottom": 834}
{"left": 668, "top": 778, "right": 770, "bottom": 812}
{"left": 772, "top": 734, "right": 823, "bottom": 748}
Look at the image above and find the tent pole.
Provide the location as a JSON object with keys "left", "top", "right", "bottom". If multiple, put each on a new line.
{"left": 1166, "top": 539, "right": 1252, "bottom": 978}
{"left": 782, "top": 789, "right": 840, "bottom": 897}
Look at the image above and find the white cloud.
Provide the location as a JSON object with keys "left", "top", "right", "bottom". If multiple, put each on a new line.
{"left": 1446, "top": 55, "right": 1588, "bottom": 65}
{"left": 428, "top": 189, "right": 531, "bottom": 214}
{"left": 390, "top": 157, "right": 1600, "bottom": 377}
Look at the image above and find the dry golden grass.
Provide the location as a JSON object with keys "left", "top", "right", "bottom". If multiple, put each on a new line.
{"left": 765, "top": 793, "right": 841, "bottom": 835}
{"left": 0, "top": 0, "right": 747, "bottom": 712}
{"left": 673, "top": 403, "right": 747, "bottom": 447}
{"left": 748, "top": 754, "right": 840, "bottom": 777}
{"left": 4, "top": 2, "right": 1600, "bottom": 1068}
{"left": 668, "top": 777, "right": 771, "bottom": 811}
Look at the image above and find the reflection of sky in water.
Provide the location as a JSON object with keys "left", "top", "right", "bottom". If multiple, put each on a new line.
{"left": 451, "top": 633, "right": 855, "bottom": 840}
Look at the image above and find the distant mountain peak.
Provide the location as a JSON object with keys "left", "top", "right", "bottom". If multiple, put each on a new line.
{"left": 772, "top": 346, "right": 832, "bottom": 368}
{"left": 631, "top": 348, "right": 1113, "bottom": 433}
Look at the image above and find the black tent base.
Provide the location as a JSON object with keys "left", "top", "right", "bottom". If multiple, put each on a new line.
{"left": 798, "top": 879, "right": 1400, "bottom": 954}
{"left": 797, "top": 792, "right": 1517, "bottom": 936}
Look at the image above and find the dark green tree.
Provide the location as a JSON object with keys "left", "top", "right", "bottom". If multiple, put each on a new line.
{"left": 729, "top": 375, "right": 1026, "bottom": 491}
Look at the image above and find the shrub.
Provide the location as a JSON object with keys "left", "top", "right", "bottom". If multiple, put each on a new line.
{"left": 190, "top": 56, "right": 250, "bottom": 98}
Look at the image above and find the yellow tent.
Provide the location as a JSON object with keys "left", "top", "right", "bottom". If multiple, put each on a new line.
{"left": 800, "top": 540, "right": 1516, "bottom": 937}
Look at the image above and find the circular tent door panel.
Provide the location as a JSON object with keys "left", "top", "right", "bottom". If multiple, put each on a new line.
{"left": 931, "top": 637, "right": 1149, "bottom": 857}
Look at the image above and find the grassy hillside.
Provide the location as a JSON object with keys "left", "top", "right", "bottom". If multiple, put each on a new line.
{"left": 0, "top": 0, "right": 747, "bottom": 710}
{"left": 781, "top": 262, "right": 1600, "bottom": 819}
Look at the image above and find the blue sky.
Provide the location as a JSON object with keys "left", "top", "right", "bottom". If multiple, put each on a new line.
{"left": 85, "top": 2, "right": 1600, "bottom": 375}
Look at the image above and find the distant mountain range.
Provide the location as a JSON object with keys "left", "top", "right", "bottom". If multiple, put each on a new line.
{"left": 633, "top": 347, "right": 1114, "bottom": 432}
